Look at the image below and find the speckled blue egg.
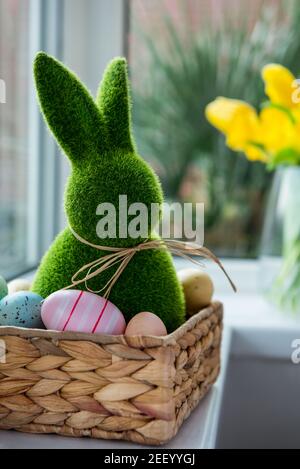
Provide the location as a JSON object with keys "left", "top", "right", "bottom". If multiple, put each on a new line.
{"left": 0, "top": 276, "right": 8, "bottom": 301}
{"left": 0, "top": 292, "right": 44, "bottom": 328}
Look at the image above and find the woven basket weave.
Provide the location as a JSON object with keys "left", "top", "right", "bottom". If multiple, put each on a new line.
{"left": 0, "top": 301, "right": 223, "bottom": 445}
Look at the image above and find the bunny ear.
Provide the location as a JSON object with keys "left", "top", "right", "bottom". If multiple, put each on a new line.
{"left": 34, "top": 52, "right": 109, "bottom": 164}
{"left": 96, "top": 57, "right": 135, "bottom": 152}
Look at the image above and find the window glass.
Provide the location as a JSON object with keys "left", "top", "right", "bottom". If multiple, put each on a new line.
{"left": 129, "top": 0, "right": 300, "bottom": 257}
{"left": 0, "top": 0, "right": 31, "bottom": 277}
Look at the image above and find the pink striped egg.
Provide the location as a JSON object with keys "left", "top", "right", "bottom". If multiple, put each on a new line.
{"left": 41, "top": 290, "right": 126, "bottom": 335}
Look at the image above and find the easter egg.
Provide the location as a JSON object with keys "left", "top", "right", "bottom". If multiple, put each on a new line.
{"left": 177, "top": 268, "right": 214, "bottom": 315}
{"left": 125, "top": 312, "right": 167, "bottom": 337}
{"left": 8, "top": 278, "right": 31, "bottom": 295}
{"left": 41, "top": 290, "right": 126, "bottom": 335}
{"left": 0, "top": 292, "right": 44, "bottom": 328}
{"left": 0, "top": 276, "right": 8, "bottom": 300}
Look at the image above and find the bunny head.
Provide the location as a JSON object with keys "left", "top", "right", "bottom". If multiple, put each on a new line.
{"left": 34, "top": 53, "right": 163, "bottom": 247}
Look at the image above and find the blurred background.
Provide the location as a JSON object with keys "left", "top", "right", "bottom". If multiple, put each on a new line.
{"left": 1, "top": 0, "right": 300, "bottom": 279}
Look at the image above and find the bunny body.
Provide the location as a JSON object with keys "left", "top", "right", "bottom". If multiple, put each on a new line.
{"left": 33, "top": 228, "right": 184, "bottom": 332}
{"left": 32, "top": 53, "right": 185, "bottom": 332}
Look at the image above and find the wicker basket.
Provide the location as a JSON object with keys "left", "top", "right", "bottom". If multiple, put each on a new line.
{"left": 0, "top": 301, "right": 223, "bottom": 446}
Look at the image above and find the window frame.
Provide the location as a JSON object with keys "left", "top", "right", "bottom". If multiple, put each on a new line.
{"left": 15, "top": 0, "right": 127, "bottom": 281}
{"left": 26, "top": 0, "right": 64, "bottom": 278}
{"left": 10, "top": 0, "right": 259, "bottom": 292}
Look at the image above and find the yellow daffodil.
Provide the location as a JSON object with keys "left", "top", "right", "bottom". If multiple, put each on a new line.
{"left": 225, "top": 104, "right": 259, "bottom": 151}
{"left": 205, "top": 64, "right": 300, "bottom": 166}
{"left": 259, "top": 107, "right": 296, "bottom": 153}
{"left": 205, "top": 97, "right": 258, "bottom": 137}
{"left": 205, "top": 97, "right": 266, "bottom": 161}
{"left": 262, "top": 64, "right": 299, "bottom": 109}
{"left": 244, "top": 145, "right": 268, "bottom": 163}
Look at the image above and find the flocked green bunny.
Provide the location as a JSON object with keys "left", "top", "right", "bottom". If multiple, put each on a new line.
{"left": 32, "top": 52, "right": 185, "bottom": 332}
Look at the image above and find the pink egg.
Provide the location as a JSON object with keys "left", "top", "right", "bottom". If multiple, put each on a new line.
{"left": 125, "top": 312, "right": 167, "bottom": 337}
{"left": 41, "top": 290, "right": 126, "bottom": 335}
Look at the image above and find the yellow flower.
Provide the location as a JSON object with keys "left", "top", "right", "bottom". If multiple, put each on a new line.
{"left": 205, "top": 64, "right": 300, "bottom": 166}
{"left": 205, "top": 97, "right": 266, "bottom": 161}
{"left": 225, "top": 104, "right": 259, "bottom": 151}
{"left": 262, "top": 64, "right": 299, "bottom": 109}
{"left": 205, "top": 97, "right": 257, "bottom": 136}
{"left": 259, "top": 107, "right": 296, "bottom": 153}
{"left": 244, "top": 145, "right": 268, "bottom": 163}
{"left": 205, "top": 97, "right": 260, "bottom": 148}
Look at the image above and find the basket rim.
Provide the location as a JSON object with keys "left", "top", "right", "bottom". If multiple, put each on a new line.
{"left": 0, "top": 301, "right": 222, "bottom": 348}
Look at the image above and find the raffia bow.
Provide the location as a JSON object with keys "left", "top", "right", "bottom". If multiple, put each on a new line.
{"left": 64, "top": 226, "right": 237, "bottom": 298}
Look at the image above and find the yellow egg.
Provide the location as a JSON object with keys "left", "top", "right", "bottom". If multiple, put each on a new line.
{"left": 125, "top": 312, "right": 167, "bottom": 337}
{"left": 8, "top": 278, "right": 32, "bottom": 295}
{"left": 177, "top": 268, "right": 214, "bottom": 316}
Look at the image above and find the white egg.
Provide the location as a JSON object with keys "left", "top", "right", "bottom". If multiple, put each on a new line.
{"left": 8, "top": 278, "right": 31, "bottom": 295}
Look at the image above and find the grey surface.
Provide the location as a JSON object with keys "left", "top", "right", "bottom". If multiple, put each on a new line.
{"left": 216, "top": 329, "right": 300, "bottom": 449}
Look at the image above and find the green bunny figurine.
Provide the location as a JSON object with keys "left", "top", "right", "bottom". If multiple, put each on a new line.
{"left": 31, "top": 52, "right": 185, "bottom": 332}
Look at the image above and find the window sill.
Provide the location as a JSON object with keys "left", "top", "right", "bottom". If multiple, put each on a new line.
{"left": 174, "top": 257, "right": 260, "bottom": 295}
